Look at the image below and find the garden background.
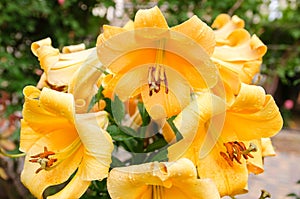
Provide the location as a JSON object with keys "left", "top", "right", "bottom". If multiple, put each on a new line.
{"left": 0, "top": 0, "right": 299, "bottom": 198}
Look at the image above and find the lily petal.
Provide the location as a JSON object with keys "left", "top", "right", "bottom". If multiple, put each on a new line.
{"left": 212, "top": 14, "right": 245, "bottom": 42}
{"left": 261, "top": 138, "right": 276, "bottom": 157}
{"left": 32, "top": 37, "right": 97, "bottom": 87}
{"left": 222, "top": 84, "right": 283, "bottom": 141}
{"left": 31, "top": 37, "right": 52, "bottom": 56}
{"left": 211, "top": 14, "right": 267, "bottom": 84}
{"left": 20, "top": 130, "right": 84, "bottom": 199}
{"left": 75, "top": 112, "right": 113, "bottom": 180}
{"left": 47, "top": 174, "right": 90, "bottom": 199}
{"left": 197, "top": 143, "right": 248, "bottom": 197}
{"left": 107, "top": 158, "right": 220, "bottom": 199}
{"left": 22, "top": 86, "right": 78, "bottom": 143}
{"left": 68, "top": 49, "right": 104, "bottom": 113}
{"left": 171, "top": 15, "right": 215, "bottom": 55}
{"left": 134, "top": 6, "right": 168, "bottom": 29}
{"left": 168, "top": 92, "right": 226, "bottom": 162}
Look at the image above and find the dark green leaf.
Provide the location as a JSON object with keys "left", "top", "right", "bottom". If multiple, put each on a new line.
{"left": 137, "top": 101, "right": 150, "bottom": 126}
{"left": 107, "top": 125, "right": 133, "bottom": 141}
{"left": 150, "top": 148, "right": 168, "bottom": 162}
{"left": 167, "top": 116, "right": 183, "bottom": 142}
{"left": 88, "top": 86, "right": 104, "bottom": 112}
{"left": 111, "top": 95, "right": 125, "bottom": 124}
{"left": 145, "top": 137, "right": 168, "bottom": 152}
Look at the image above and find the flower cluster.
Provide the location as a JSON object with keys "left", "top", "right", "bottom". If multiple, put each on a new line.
{"left": 20, "top": 6, "right": 282, "bottom": 199}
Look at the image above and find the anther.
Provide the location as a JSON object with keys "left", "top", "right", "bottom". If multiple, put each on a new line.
{"left": 29, "top": 146, "right": 57, "bottom": 173}
{"left": 221, "top": 142, "right": 257, "bottom": 167}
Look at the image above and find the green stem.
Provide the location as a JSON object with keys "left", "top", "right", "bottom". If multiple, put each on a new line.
{"left": 0, "top": 148, "right": 26, "bottom": 158}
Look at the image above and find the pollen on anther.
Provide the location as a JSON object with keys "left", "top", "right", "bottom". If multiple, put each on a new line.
{"left": 29, "top": 146, "right": 57, "bottom": 173}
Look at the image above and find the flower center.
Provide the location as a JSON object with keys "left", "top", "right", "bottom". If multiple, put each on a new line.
{"left": 148, "top": 40, "right": 168, "bottom": 96}
{"left": 29, "top": 138, "right": 81, "bottom": 174}
{"left": 220, "top": 141, "right": 257, "bottom": 167}
{"left": 29, "top": 146, "right": 57, "bottom": 173}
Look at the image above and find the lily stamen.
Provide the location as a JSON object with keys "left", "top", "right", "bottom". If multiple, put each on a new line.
{"left": 147, "top": 40, "right": 169, "bottom": 96}
{"left": 29, "top": 146, "right": 57, "bottom": 173}
{"left": 220, "top": 142, "right": 257, "bottom": 166}
{"left": 29, "top": 138, "right": 81, "bottom": 174}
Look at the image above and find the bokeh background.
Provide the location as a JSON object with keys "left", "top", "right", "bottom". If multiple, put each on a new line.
{"left": 0, "top": 0, "right": 299, "bottom": 198}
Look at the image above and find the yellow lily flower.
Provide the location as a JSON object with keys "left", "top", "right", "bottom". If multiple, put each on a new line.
{"left": 107, "top": 158, "right": 220, "bottom": 199}
{"left": 211, "top": 14, "right": 267, "bottom": 93}
{"left": 20, "top": 86, "right": 113, "bottom": 199}
{"left": 168, "top": 83, "right": 282, "bottom": 196}
{"left": 97, "top": 6, "right": 220, "bottom": 120}
{"left": 31, "top": 37, "right": 97, "bottom": 90}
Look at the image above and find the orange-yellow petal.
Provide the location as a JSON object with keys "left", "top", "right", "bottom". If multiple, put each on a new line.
{"left": 171, "top": 15, "right": 215, "bottom": 55}
{"left": 31, "top": 37, "right": 52, "bottom": 56}
{"left": 62, "top": 43, "right": 85, "bottom": 53}
{"left": 168, "top": 92, "right": 226, "bottom": 162}
{"left": 33, "top": 38, "right": 97, "bottom": 87}
{"left": 107, "top": 158, "right": 220, "bottom": 199}
{"left": 222, "top": 84, "right": 283, "bottom": 141}
{"left": 212, "top": 20, "right": 267, "bottom": 84}
{"left": 47, "top": 174, "right": 90, "bottom": 199}
{"left": 134, "top": 6, "right": 168, "bottom": 29}
{"left": 197, "top": 142, "right": 248, "bottom": 197}
{"left": 68, "top": 49, "right": 104, "bottom": 113}
{"left": 20, "top": 130, "right": 84, "bottom": 198}
{"left": 75, "top": 112, "right": 113, "bottom": 180}
{"left": 212, "top": 14, "right": 245, "bottom": 42}
{"left": 261, "top": 137, "right": 276, "bottom": 157}
{"left": 21, "top": 86, "right": 78, "bottom": 144}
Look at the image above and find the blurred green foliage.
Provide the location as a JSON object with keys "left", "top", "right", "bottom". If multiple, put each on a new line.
{"left": 0, "top": 0, "right": 112, "bottom": 113}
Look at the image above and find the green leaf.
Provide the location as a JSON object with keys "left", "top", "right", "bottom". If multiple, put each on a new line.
{"left": 150, "top": 148, "right": 168, "bottom": 162}
{"left": 120, "top": 126, "right": 137, "bottom": 137}
{"left": 145, "top": 137, "right": 168, "bottom": 152}
{"left": 287, "top": 193, "right": 297, "bottom": 197}
{"left": 111, "top": 95, "right": 125, "bottom": 124}
{"left": 167, "top": 116, "right": 183, "bottom": 141}
{"left": 88, "top": 86, "right": 104, "bottom": 112}
{"left": 137, "top": 101, "right": 150, "bottom": 126}
{"left": 107, "top": 125, "right": 133, "bottom": 141}
{"left": 111, "top": 155, "right": 125, "bottom": 167}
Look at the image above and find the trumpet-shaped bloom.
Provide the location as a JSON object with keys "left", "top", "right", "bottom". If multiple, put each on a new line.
{"left": 107, "top": 158, "right": 220, "bottom": 199}
{"left": 168, "top": 83, "right": 282, "bottom": 196}
{"left": 20, "top": 86, "right": 113, "bottom": 199}
{"left": 31, "top": 38, "right": 97, "bottom": 90}
{"left": 211, "top": 14, "right": 267, "bottom": 94}
{"left": 97, "top": 6, "right": 220, "bottom": 120}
